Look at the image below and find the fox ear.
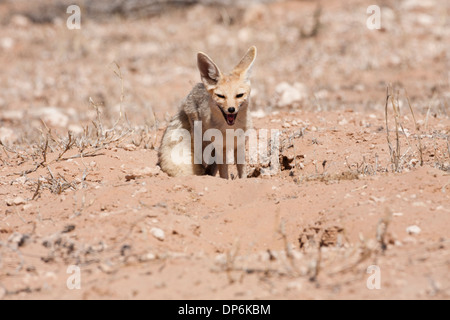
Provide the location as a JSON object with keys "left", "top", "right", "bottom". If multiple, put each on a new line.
{"left": 197, "top": 52, "right": 222, "bottom": 89}
{"left": 233, "top": 46, "right": 257, "bottom": 80}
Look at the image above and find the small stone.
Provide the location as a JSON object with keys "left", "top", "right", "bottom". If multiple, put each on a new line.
{"left": 412, "top": 202, "right": 426, "bottom": 207}
{"left": 286, "top": 281, "right": 303, "bottom": 291}
{"left": 250, "top": 109, "right": 266, "bottom": 119}
{"left": 68, "top": 124, "right": 84, "bottom": 134}
{"left": 99, "top": 263, "right": 115, "bottom": 274}
{"left": 11, "top": 15, "right": 30, "bottom": 27}
{"left": 6, "top": 197, "right": 26, "bottom": 206}
{"left": 409, "top": 159, "right": 420, "bottom": 167}
{"left": 0, "top": 127, "right": 17, "bottom": 144}
{"left": 215, "top": 254, "right": 227, "bottom": 265}
{"left": 139, "top": 253, "right": 156, "bottom": 262}
{"left": 338, "top": 118, "right": 348, "bottom": 126}
{"left": 275, "top": 82, "right": 308, "bottom": 107}
{"left": 0, "top": 37, "right": 14, "bottom": 50}
{"left": 123, "top": 144, "right": 137, "bottom": 151}
{"left": 369, "top": 196, "right": 386, "bottom": 203}
{"left": 403, "top": 236, "right": 417, "bottom": 244}
{"left": 33, "top": 107, "right": 69, "bottom": 127}
{"left": 2, "top": 110, "right": 23, "bottom": 121}
{"left": 22, "top": 204, "right": 33, "bottom": 211}
{"left": 15, "top": 176, "right": 27, "bottom": 185}
{"left": 125, "top": 167, "right": 160, "bottom": 181}
{"left": 150, "top": 228, "right": 165, "bottom": 241}
{"left": 406, "top": 225, "right": 421, "bottom": 235}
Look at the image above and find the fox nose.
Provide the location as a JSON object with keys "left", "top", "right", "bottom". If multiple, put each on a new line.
{"left": 228, "top": 107, "right": 236, "bottom": 113}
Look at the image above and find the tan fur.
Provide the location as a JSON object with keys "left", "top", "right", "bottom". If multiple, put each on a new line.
{"left": 158, "top": 46, "right": 257, "bottom": 179}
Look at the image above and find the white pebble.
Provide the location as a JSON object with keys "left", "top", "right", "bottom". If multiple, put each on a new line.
{"left": 150, "top": 228, "right": 165, "bottom": 241}
{"left": 406, "top": 225, "right": 421, "bottom": 235}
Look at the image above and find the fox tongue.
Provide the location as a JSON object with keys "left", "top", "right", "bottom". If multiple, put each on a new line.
{"left": 226, "top": 114, "right": 236, "bottom": 125}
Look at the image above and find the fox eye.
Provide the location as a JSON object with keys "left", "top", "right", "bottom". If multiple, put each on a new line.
{"left": 236, "top": 93, "right": 245, "bottom": 98}
{"left": 216, "top": 94, "right": 226, "bottom": 99}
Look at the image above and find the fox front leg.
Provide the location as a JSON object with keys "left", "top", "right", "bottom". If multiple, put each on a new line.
{"left": 205, "top": 163, "right": 218, "bottom": 176}
{"left": 235, "top": 150, "right": 246, "bottom": 179}
{"left": 218, "top": 163, "right": 229, "bottom": 179}
{"left": 215, "top": 148, "right": 229, "bottom": 179}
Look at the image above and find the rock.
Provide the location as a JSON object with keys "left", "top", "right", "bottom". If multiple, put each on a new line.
{"left": 14, "top": 197, "right": 26, "bottom": 205}
{"left": 409, "top": 159, "right": 420, "bottom": 167}
{"left": 315, "top": 89, "right": 329, "bottom": 99}
{"left": 99, "top": 263, "right": 115, "bottom": 274}
{"left": 250, "top": 109, "right": 266, "bottom": 119}
{"left": 406, "top": 225, "right": 421, "bottom": 235}
{"left": 215, "top": 254, "right": 227, "bottom": 265}
{"left": 150, "top": 228, "right": 165, "bottom": 241}
{"left": 22, "top": 204, "right": 33, "bottom": 211}
{"left": 412, "top": 201, "right": 426, "bottom": 207}
{"left": 0, "top": 127, "right": 17, "bottom": 144}
{"left": 369, "top": 196, "right": 386, "bottom": 203}
{"left": 10, "top": 15, "right": 30, "bottom": 28}
{"left": 123, "top": 144, "right": 137, "bottom": 151}
{"left": 125, "top": 166, "right": 160, "bottom": 181}
{"left": 0, "top": 37, "right": 14, "bottom": 50}
{"left": 403, "top": 236, "right": 417, "bottom": 244}
{"left": 30, "top": 107, "right": 69, "bottom": 127}
{"left": 286, "top": 281, "right": 303, "bottom": 291}
{"left": 173, "top": 185, "right": 183, "bottom": 191}
{"left": 68, "top": 124, "right": 84, "bottom": 134}
{"left": 275, "top": 82, "right": 308, "bottom": 108}
{"left": 139, "top": 253, "right": 156, "bottom": 262}
{"left": 15, "top": 176, "right": 27, "bottom": 185}
{"left": 6, "top": 197, "right": 26, "bottom": 206}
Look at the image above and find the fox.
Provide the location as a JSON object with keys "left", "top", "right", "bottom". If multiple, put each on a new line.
{"left": 158, "top": 46, "right": 257, "bottom": 179}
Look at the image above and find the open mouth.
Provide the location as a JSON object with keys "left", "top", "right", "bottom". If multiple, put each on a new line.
{"left": 225, "top": 113, "right": 237, "bottom": 125}
{"left": 218, "top": 106, "right": 238, "bottom": 126}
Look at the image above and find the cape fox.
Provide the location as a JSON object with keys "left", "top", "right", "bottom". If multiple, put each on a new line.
{"left": 158, "top": 46, "right": 257, "bottom": 179}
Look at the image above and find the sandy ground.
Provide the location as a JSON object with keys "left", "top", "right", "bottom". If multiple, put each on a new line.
{"left": 0, "top": 0, "right": 449, "bottom": 299}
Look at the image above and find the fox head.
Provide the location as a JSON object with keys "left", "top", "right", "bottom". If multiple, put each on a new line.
{"left": 197, "top": 46, "right": 257, "bottom": 126}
